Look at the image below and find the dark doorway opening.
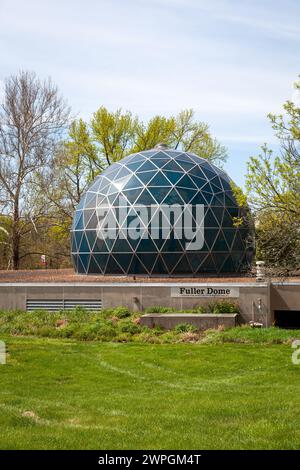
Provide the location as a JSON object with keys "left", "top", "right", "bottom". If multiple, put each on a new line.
{"left": 274, "top": 310, "right": 300, "bottom": 329}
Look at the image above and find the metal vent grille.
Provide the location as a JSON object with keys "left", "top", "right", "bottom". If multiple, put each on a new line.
{"left": 26, "top": 299, "right": 102, "bottom": 312}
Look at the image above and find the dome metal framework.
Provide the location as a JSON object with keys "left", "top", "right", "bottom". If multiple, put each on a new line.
{"left": 71, "top": 148, "right": 254, "bottom": 275}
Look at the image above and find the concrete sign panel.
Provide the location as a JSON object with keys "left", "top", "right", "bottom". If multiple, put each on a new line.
{"left": 171, "top": 286, "right": 240, "bottom": 298}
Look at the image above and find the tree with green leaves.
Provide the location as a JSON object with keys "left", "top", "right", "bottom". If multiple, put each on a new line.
{"left": 65, "top": 107, "right": 227, "bottom": 171}
{"left": 246, "top": 75, "right": 300, "bottom": 270}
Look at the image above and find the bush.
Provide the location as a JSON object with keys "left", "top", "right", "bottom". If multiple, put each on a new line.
{"left": 208, "top": 300, "right": 240, "bottom": 314}
{"left": 74, "top": 321, "right": 116, "bottom": 341}
{"left": 111, "top": 307, "right": 131, "bottom": 319}
{"left": 117, "top": 319, "right": 142, "bottom": 334}
{"left": 174, "top": 323, "right": 198, "bottom": 333}
{"left": 144, "top": 306, "right": 176, "bottom": 313}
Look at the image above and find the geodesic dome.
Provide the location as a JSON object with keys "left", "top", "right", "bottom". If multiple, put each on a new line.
{"left": 71, "top": 146, "right": 253, "bottom": 275}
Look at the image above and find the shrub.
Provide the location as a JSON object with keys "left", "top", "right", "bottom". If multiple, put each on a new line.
{"left": 74, "top": 321, "right": 116, "bottom": 341}
{"left": 208, "top": 300, "right": 240, "bottom": 314}
{"left": 144, "top": 306, "right": 176, "bottom": 313}
{"left": 174, "top": 323, "right": 198, "bottom": 333}
{"left": 117, "top": 319, "right": 142, "bottom": 334}
{"left": 195, "top": 305, "right": 207, "bottom": 313}
{"left": 112, "top": 307, "right": 131, "bottom": 319}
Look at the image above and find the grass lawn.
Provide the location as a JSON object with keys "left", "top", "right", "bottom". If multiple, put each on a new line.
{"left": 0, "top": 336, "right": 300, "bottom": 449}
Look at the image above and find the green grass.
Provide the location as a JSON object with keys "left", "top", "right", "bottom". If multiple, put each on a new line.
{"left": 0, "top": 336, "right": 300, "bottom": 449}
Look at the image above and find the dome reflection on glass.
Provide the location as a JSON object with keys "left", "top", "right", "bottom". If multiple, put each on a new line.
{"left": 71, "top": 147, "right": 254, "bottom": 275}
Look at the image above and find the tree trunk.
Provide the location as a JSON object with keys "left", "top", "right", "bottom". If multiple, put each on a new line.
{"left": 12, "top": 230, "right": 20, "bottom": 270}
{"left": 12, "top": 197, "right": 20, "bottom": 270}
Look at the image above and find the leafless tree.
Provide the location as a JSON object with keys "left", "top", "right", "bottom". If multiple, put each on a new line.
{"left": 0, "top": 71, "right": 70, "bottom": 269}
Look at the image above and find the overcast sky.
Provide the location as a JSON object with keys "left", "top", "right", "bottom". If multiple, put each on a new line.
{"left": 1, "top": 0, "right": 299, "bottom": 186}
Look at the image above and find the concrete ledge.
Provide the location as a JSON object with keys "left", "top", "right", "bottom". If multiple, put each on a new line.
{"left": 140, "top": 313, "right": 239, "bottom": 330}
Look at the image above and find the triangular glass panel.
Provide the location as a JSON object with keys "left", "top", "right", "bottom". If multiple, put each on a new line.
{"left": 204, "top": 208, "right": 219, "bottom": 228}
{"left": 77, "top": 255, "right": 86, "bottom": 273}
{"left": 188, "top": 165, "right": 208, "bottom": 180}
{"left": 93, "top": 253, "right": 109, "bottom": 271}
{"left": 105, "top": 164, "right": 122, "bottom": 178}
{"left": 148, "top": 171, "right": 172, "bottom": 187}
{"left": 73, "top": 210, "right": 82, "bottom": 229}
{"left": 75, "top": 213, "right": 84, "bottom": 230}
{"left": 172, "top": 254, "right": 192, "bottom": 274}
{"left": 150, "top": 158, "right": 170, "bottom": 168}
{"left": 74, "top": 231, "right": 83, "bottom": 249}
{"left": 162, "top": 252, "right": 184, "bottom": 272}
{"left": 136, "top": 253, "right": 158, "bottom": 274}
{"left": 83, "top": 209, "right": 94, "bottom": 226}
{"left": 135, "top": 170, "right": 156, "bottom": 185}
{"left": 93, "top": 236, "right": 109, "bottom": 253}
{"left": 176, "top": 187, "right": 197, "bottom": 203}
{"left": 220, "top": 255, "right": 235, "bottom": 273}
{"left": 122, "top": 188, "right": 142, "bottom": 204}
{"left": 112, "top": 253, "right": 134, "bottom": 273}
{"left": 161, "top": 188, "right": 184, "bottom": 205}
{"left": 79, "top": 253, "right": 90, "bottom": 272}
{"left": 200, "top": 166, "right": 217, "bottom": 181}
{"left": 222, "top": 228, "right": 235, "bottom": 250}
{"left": 220, "top": 179, "right": 232, "bottom": 191}
{"left": 127, "top": 255, "right": 149, "bottom": 275}
{"left": 86, "top": 212, "right": 99, "bottom": 229}
{"left": 222, "top": 209, "right": 234, "bottom": 227}
{"left": 136, "top": 160, "right": 158, "bottom": 172}
{"left": 148, "top": 186, "right": 171, "bottom": 204}
{"left": 211, "top": 253, "right": 230, "bottom": 272}
{"left": 186, "top": 252, "right": 209, "bottom": 273}
{"left": 211, "top": 207, "right": 224, "bottom": 225}
{"left": 202, "top": 191, "right": 213, "bottom": 204}
{"left": 210, "top": 176, "right": 223, "bottom": 191}
{"left": 232, "top": 231, "right": 245, "bottom": 251}
{"left": 231, "top": 251, "right": 243, "bottom": 271}
{"left": 209, "top": 191, "right": 223, "bottom": 205}
{"left": 86, "top": 230, "right": 97, "bottom": 251}
{"left": 176, "top": 174, "right": 198, "bottom": 189}
{"left": 224, "top": 191, "right": 237, "bottom": 205}
{"left": 79, "top": 233, "right": 91, "bottom": 253}
{"left": 162, "top": 159, "right": 183, "bottom": 172}
{"left": 105, "top": 255, "right": 124, "bottom": 274}
{"left": 204, "top": 227, "right": 219, "bottom": 248}
{"left": 164, "top": 171, "right": 184, "bottom": 185}
{"left": 189, "top": 192, "right": 209, "bottom": 206}
{"left": 150, "top": 151, "right": 169, "bottom": 159}
{"left": 85, "top": 193, "right": 97, "bottom": 209}
{"left": 133, "top": 188, "right": 156, "bottom": 205}
{"left": 71, "top": 235, "right": 77, "bottom": 253}
{"left": 188, "top": 173, "right": 207, "bottom": 189}
{"left": 76, "top": 193, "right": 87, "bottom": 210}
{"left": 151, "top": 255, "right": 169, "bottom": 275}
{"left": 135, "top": 236, "right": 159, "bottom": 253}
{"left": 212, "top": 230, "right": 230, "bottom": 251}
{"left": 116, "top": 167, "right": 133, "bottom": 179}
{"left": 125, "top": 160, "right": 144, "bottom": 172}
{"left": 88, "top": 255, "right": 103, "bottom": 274}
{"left": 111, "top": 237, "right": 134, "bottom": 253}
{"left": 174, "top": 156, "right": 195, "bottom": 170}
{"left": 123, "top": 175, "right": 144, "bottom": 191}
{"left": 200, "top": 253, "right": 217, "bottom": 272}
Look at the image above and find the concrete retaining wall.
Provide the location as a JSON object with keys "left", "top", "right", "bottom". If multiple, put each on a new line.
{"left": 0, "top": 281, "right": 270, "bottom": 326}
{"left": 140, "top": 313, "right": 239, "bottom": 330}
